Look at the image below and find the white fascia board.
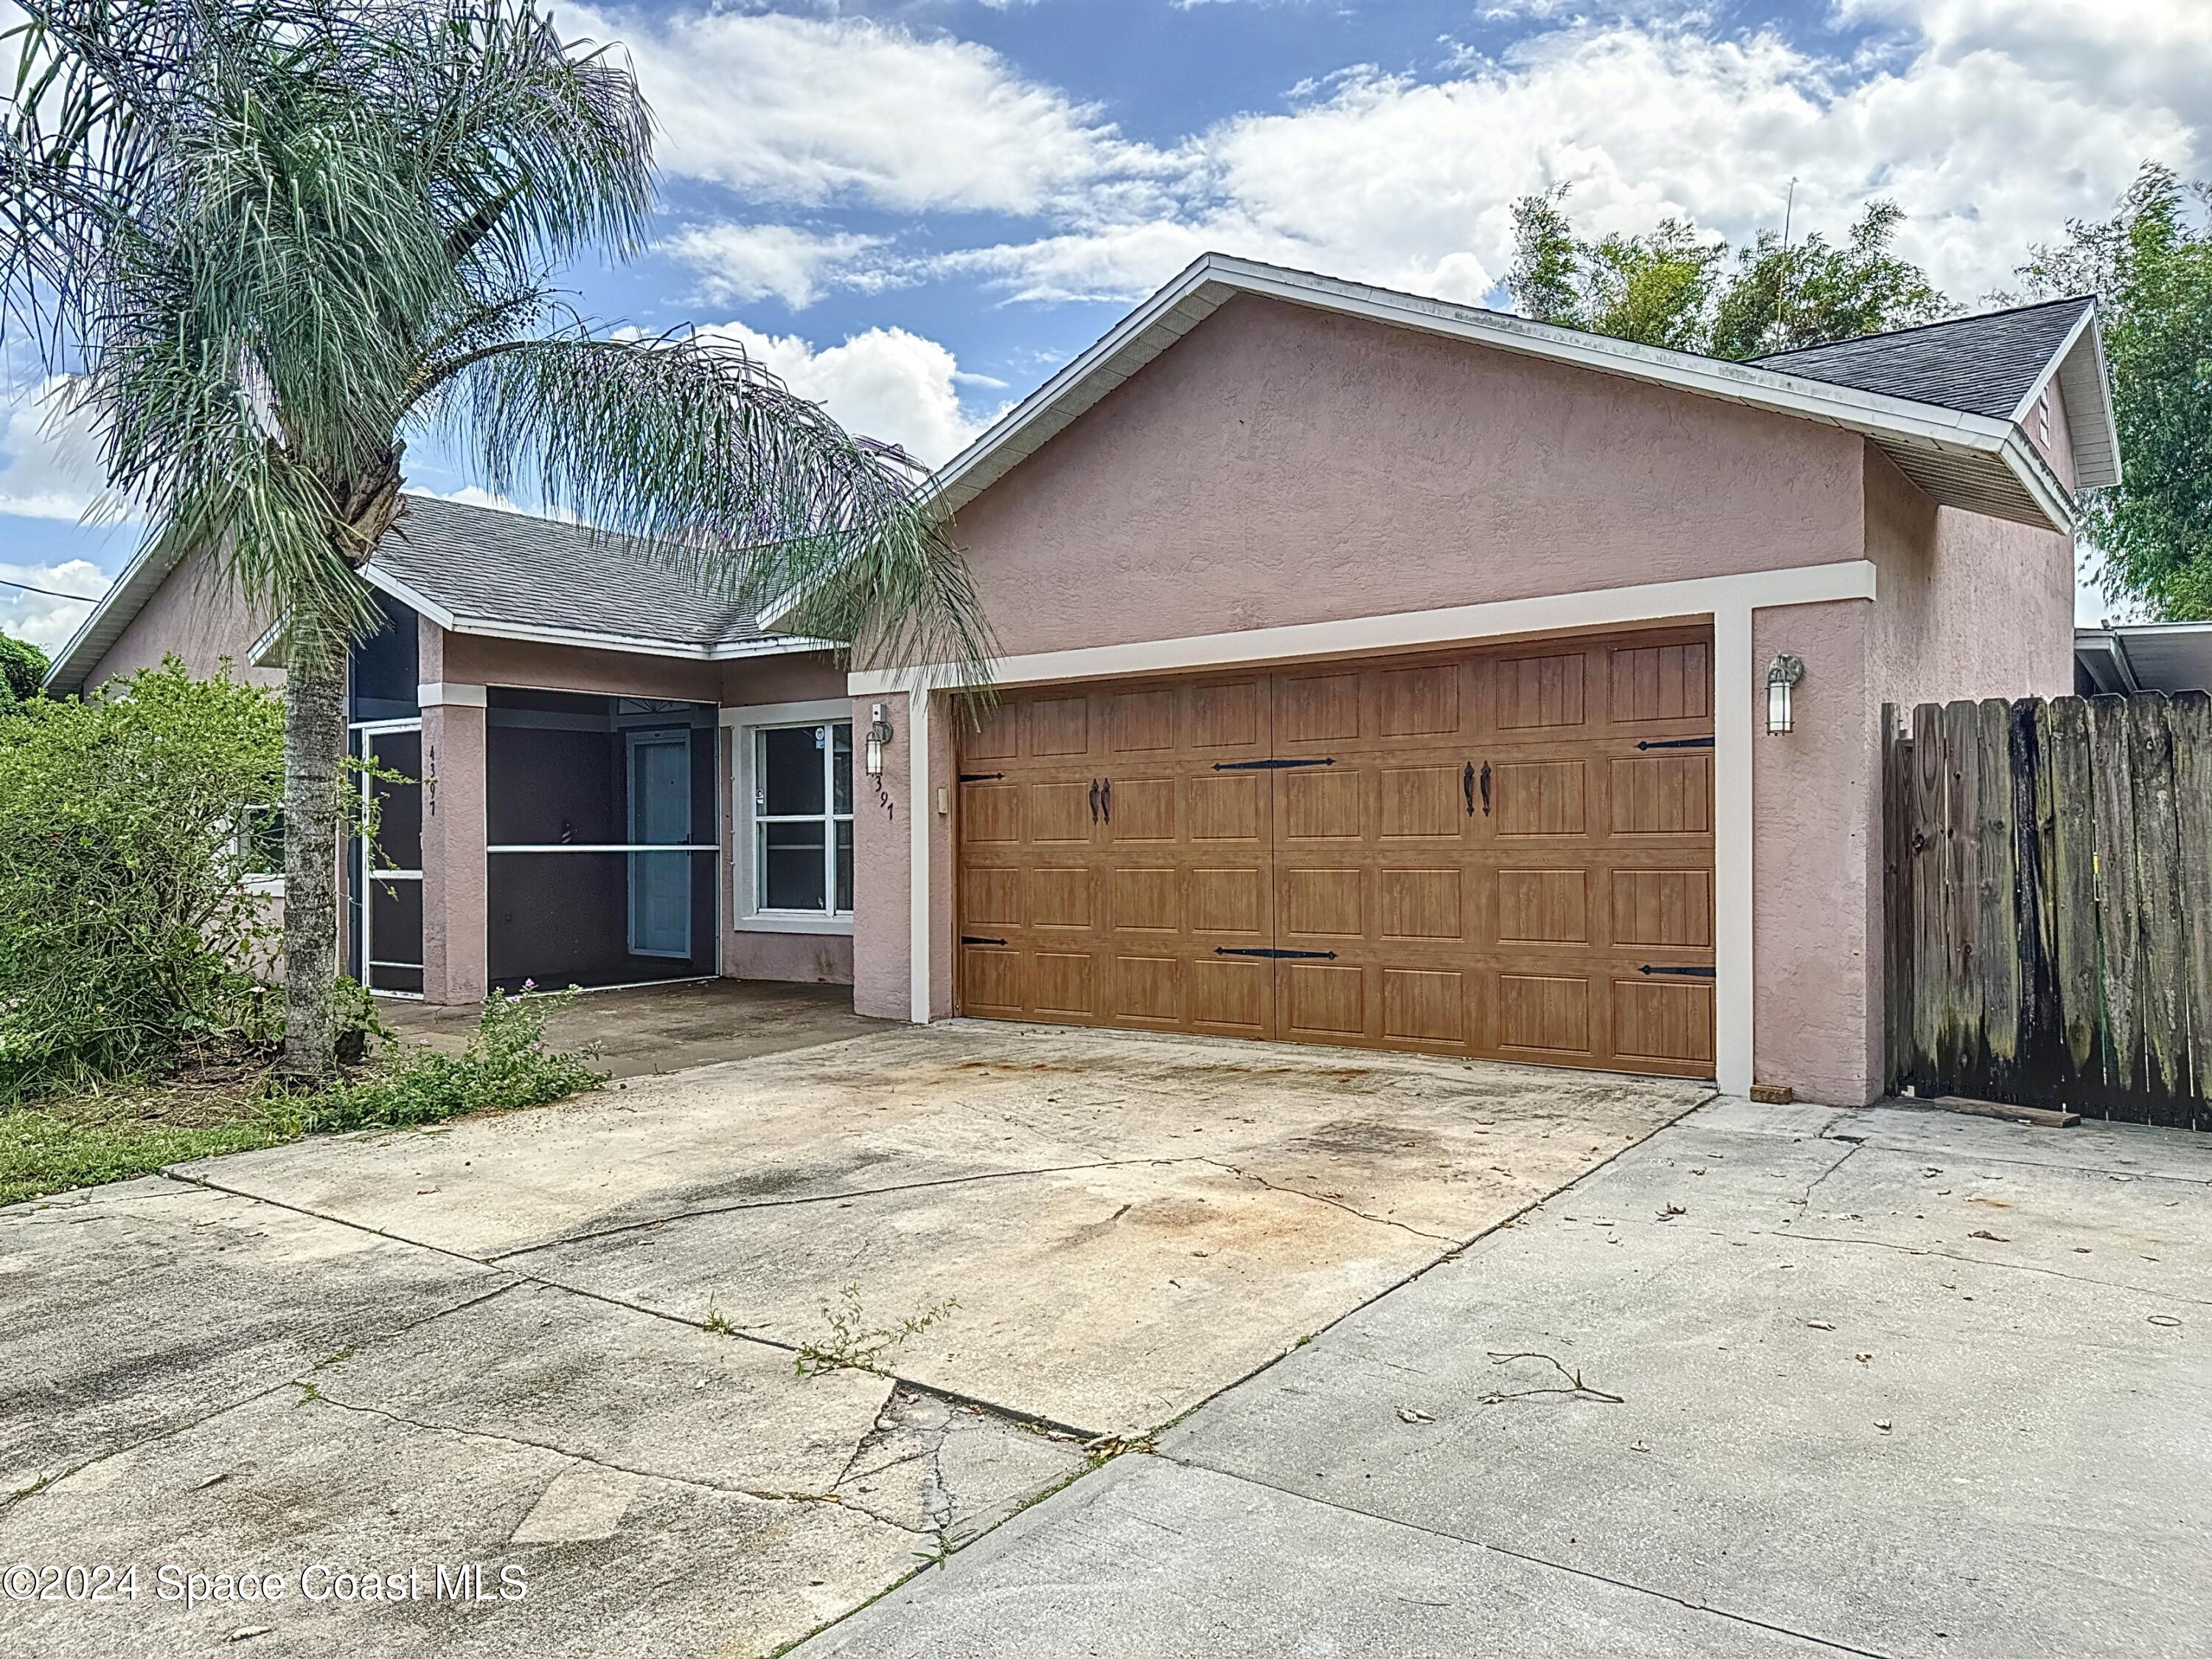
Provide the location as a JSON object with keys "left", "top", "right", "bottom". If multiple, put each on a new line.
{"left": 41, "top": 535, "right": 179, "bottom": 693}
{"left": 1997, "top": 429, "right": 2080, "bottom": 535}
{"left": 2006, "top": 302, "right": 2096, "bottom": 426}
{"left": 360, "top": 563, "right": 456, "bottom": 629}
{"left": 2004, "top": 302, "right": 2120, "bottom": 495}
{"left": 717, "top": 696, "right": 853, "bottom": 728}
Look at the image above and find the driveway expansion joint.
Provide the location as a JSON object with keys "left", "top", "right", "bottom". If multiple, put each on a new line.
{"left": 1767, "top": 1229, "right": 2212, "bottom": 1304}
{"left": 1192, "top": 1156, "right": 1460, "bottom": 1243}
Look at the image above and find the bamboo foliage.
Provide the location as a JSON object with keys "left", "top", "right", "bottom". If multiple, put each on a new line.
{"left": 1885, "top": 692, "right": 2212, "bottom": 1129}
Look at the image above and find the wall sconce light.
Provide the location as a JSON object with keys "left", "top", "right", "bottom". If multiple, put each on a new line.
{"left": 865, "top": 702, "right": 894, "bottom": 775}
{"left": 1766, "top": 653, "right": 1805, "bottom": 736}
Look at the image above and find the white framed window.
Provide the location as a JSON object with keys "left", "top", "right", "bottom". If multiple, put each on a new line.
{"left": 726, "top": 699, "right": 855, "bottom": 933}
{"left": 236, "top": 803, "right": 285, "bottom": 891}
{"left": 756, "top": 720, "right": 853, "bottom": 914}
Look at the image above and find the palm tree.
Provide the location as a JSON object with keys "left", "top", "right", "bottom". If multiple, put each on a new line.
{"left": 0, "top": 0, "right": 988, "bottom": 1078}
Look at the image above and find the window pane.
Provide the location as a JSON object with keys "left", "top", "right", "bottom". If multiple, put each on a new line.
{"left": 762, "top": 820, "right": 827, "bottom": 911}
{"left": 760, "top": 725, "right": 827, "bottom": 815}
{"left": 243, "top": 806, "right": 285, "bottom": 876}
{"left": 628, "top": 734, "right": 691, "bottom": 846}
{"left": 832, "top": 723, "right": 853, "bottom": 816}
{"left": 835, "top": 819, "right": 854, "bottom": 912}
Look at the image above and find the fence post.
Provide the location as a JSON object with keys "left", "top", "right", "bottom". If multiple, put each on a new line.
{"left": 1882, "top": 705, "right": 1911, "bottom": 1093}
{"left": 2171, "top": 692, "right": 2212, "bottom": 1119}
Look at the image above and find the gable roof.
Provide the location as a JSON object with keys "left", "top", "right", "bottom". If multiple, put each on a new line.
{"left": 1753, "top": 296, "right": 2118, "bottom": 487}
{"left": 361, "top": 495, "right": 826, "bottom": 661}
{"left": 924, "top": 253, "right": 2115, "bottom": 538}
{"left": 44, "top": 493, "right": 827, "bottom": 694}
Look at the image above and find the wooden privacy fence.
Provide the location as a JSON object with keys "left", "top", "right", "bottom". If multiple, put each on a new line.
{"left": 1883, "top": 691, "right": 2212, "bottom": 1130}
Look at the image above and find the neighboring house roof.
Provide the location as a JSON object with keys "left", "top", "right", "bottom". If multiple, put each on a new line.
{"left": 44, "top": 493, "right": 827, "bottom": 694}
{"left": 2075, "top": 622, "right": 2212, "bottom": 695}
{"left": 1753, "top": 296, "right": 2118, "bottom": 489}
{"left": 920, "top": 252, "right": 2111, "bottom": 539}
{"left": 361, "top": 495, "right": 827, "bottom": 661}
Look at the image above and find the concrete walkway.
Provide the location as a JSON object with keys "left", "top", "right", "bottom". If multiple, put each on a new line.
{"left": 798, "top": 1099, "right": 2212, "bottom": 1659}
{"left": 1, "top": 1022, "right": 1700, "bottom": 1657}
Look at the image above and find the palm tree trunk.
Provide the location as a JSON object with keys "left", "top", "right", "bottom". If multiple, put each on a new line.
{"left": 277, "top": 626, "right": 348, "bottom": 1081}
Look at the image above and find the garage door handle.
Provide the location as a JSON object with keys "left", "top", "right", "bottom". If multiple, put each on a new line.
{"left": 1101, "top": 778, "right": 1111, "bottom": 823}
{"left": 1479, "top": 761, "right": 1492, "bottom": 816}
{"left": 1088, "top": 779, "right": 1100, "bottom": 823}
{"left": 1214, "top": 947, "right": 1338, "bottom": 960}
{"left": 1462, "top": 761, "right": 1475, "bottom": 815}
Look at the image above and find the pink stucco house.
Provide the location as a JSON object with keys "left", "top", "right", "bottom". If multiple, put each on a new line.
{"left": 46, "top": 255, "right": 2116, "bottom": 1107}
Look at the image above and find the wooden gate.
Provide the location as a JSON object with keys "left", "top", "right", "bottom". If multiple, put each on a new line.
{"left": 1883, "top": 691, "right": 2212, "bottom": 1128}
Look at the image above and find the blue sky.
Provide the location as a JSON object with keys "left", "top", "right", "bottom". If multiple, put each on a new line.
{"left": 4, "top": 0, "right": 2206, "bottom": 647}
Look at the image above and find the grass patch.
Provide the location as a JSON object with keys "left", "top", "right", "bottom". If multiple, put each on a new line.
{"left": 0, "top": 988, "right": 606, "bottom": 1208}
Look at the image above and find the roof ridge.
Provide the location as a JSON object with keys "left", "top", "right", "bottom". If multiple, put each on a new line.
{"left": 1753, "top": 293, "right": 2096, "bottom": 361}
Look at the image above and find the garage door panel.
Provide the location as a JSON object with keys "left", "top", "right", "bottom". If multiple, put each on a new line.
{"left": 1497, "top": 973, "right": 1594, "bottom": 1057}
{"left": 1105, "top": 775, "right": 1178, "bottom": 841}
{"left": 1029, "top": 866, "right": 1094, "bottom": 931}
{"left": 1107, "top": 687, "right": 1178, "bottom": 753}
{"left": 1283, "top": 768, "right": 1363, "bottom": 840}
{"left": 961, "top": 782, "right": 1023, "bottom": 843}
{"left": 1282, "top": 961, "right": 1366, "bottom": 1041}
{"left": 1380, "top": 765, "right": 1467, "bottom": 838}
{"left": 1109, "top": 866, "right": 1181, "bottom": 932}
{"left": 1191, "top": 956, "right": 1273, "bottom": 1036}
{"left": 1276, "top": 672, "right": 1362, "bottom": 745}
{"left": 963, "top": 866, "right": 1023, "bottom": 928}
{"left": 1281, "top": 866, "right": 1364, "bottom": 939}
{"left": 1492, "top": 759, "right": 1587, "bottom": 837}
{"left": 1027, "top": 697, "right": 1093, "bottom": 757}
{"left": 1382, "top": 968, "right": 1466, "bottom": 1046}
{"left": 1380, "top": 868, "right": 1464, "bottom": 940}
{"left": 1188, "top": 773, "right": 1266, "bottom": 841}
{"left": 1189, "top": 866, "right": 1267, "bottom": 936}
{"left": 1497, "top": 868, "right": 1588, "bottom": 945}
{"left": 1378, "top": 663, "right": 1461, "bottom": 737}
{"left": 1610, "top": 639, "right": 1711, "bottom": 725}
{"left": 1610, "top": 753, "right": 1713, "bottom": 835}
{"left": 1029, "top": 951, "right": 1098, "bottom": 1019}
{"left": 1495, "top": 652, "right": 1587, "bottom": 731}
{"left": 1615, "top": 977, "right": 1717, "bottom": 1069}
{"left": 961, "top": 946, "right": 1023, "bottom": 1017}
{"left": 1613, "top": 868, "right": 1713, "bottom": 947}
{"left": 1111, "top": 953, "right": 1183, "bottom": 1024}
{"left": 1185, "top": 679, "right": 1266, "bottom": 750}
{"left": 1026, "top": 780, "right": 1097, "bottom": 843}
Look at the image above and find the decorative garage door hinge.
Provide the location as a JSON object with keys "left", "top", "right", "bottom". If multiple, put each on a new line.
{"left": 958, "top": 771, "right": 1006, "bottom": 782}
{"left": 1638, "top": 964, "right": 1717, "bottom": 977}
{"left": 960, "top": 935, "right": 1007, "bottom": 946}
{"left": 1633, "top": 737, "right": 1716, "bottom": 751}
{"left": 1214, "top": 947, "right": 1339, "bottom": 959}
{"left": 1211, "top": 757, "right": 1337, "bottom": 771}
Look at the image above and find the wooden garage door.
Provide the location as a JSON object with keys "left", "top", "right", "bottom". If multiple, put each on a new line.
{"left": 955, "top": 625, "right": 1715, "bottom": 1077}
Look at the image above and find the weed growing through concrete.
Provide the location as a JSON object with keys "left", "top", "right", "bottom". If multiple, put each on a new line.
{"left": 703, "top": 1301, "right": 737, "bottom": 1337}
{"left": 794, "top": 1283, "right": 959, "bottom": 1378}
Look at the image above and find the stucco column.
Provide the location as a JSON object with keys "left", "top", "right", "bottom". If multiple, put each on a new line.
{"left": 419, "top": 682, "right": 488, "bottom": 1006}
{"left": 850, "top": 691, "right": 911, "bottom": 1019}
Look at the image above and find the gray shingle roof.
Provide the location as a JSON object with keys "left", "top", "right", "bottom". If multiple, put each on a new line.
{"left": 373, "top": 494, "right": 786, "bottom": 650}
{"left": 1751, "top": 296, "right": 2095, "bottom": 421}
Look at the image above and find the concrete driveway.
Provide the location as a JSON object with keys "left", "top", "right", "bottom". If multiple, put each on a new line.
{"left": 801, "top": 1097, "right": 2212, "bottom": 1659}
{"left": 0, "top": 1020, "right": 1702, "bottom": 1658}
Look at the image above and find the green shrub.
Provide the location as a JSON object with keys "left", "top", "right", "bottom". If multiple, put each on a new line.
{"left": 0, "top": 658, "right": 283, "bottom": 1102}
{"left": 296, "top": 987, "right": 607, "bottom": 1133}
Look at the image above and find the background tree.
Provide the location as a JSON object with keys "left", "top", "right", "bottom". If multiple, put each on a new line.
{"left": 0, "top": 0, "right": 989, "bottom": 1079}
{"left": 0, "top": 633, "right": 46, "bottom": 710}
{"left": 2011, "top": 163, "right": 2212, "bottom": 619}
{"left": 1507, "top": 188, "right": 1952, "bottom": 359}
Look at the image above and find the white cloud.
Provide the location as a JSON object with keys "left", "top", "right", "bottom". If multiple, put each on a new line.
{"left": 0, "top": 556, "right": 107, "bottom": 651}
{"left": 557, "top": 4, "right": 1180, "bottom": 216}
{"left": 693, "top": 321, "right": 990, "bottom": 467}
{"left": 941, "top": 18, "right": 2190, "bottom": 308}
{"left": 0, "top": 378, "right": 123, "bottom": 523}
{"left": 662, "top": 222, "right": 886, "bottom": 309}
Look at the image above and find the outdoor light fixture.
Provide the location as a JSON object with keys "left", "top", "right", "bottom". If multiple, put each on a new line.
{"left": 865, "top": 702, "right": 894, "bottom": 776}
{"left": 1767, "top": 653, "right": 1805, "bottom": 736}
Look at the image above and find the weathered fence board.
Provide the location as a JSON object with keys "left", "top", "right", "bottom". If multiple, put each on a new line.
{"left": 1885, "top": 691, "right": 2210, "bottom": 1130}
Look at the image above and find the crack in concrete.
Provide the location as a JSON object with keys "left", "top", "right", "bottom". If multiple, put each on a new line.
{"left": 1154, "top": 1452, "right": 1910, "bottom": 1659}
{"left": 1767, "top": 1230, "right": 2212, "bottom": 1305}
{"left": 1785, "top": 1140, "right": 1865, "bottom": 1220}
{"left": 1, "top": 1380, "right": 296, "bottom": 1515}
{"left": 296, "top": 1385, "right": 938, "bottom": 1537}
{"left": 1194, "top": 1157, "right": 1459, "bottom": 1243}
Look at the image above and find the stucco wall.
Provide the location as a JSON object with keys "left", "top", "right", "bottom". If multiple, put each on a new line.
{"left": 947, "top": 293, "right": 1868, "bottom": 658}
{"left": 85, "top": 546, "right": 279, "bottom": 691}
